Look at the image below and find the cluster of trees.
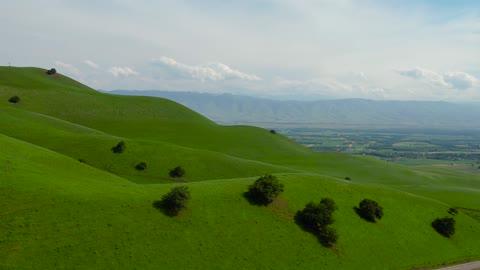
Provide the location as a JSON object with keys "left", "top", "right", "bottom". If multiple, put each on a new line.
{"left": 295, "top": 198, "right": 339, "bottom": 247}
{"left": 110, "top": 141, "right": 186, "bottom": 179}
{"left": 106, "top": 140, "right": 456, "bottom": 242}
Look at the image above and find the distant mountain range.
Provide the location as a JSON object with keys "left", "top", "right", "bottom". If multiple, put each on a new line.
{"left": 108, "top": 90, "right": 480, "bottom": 129}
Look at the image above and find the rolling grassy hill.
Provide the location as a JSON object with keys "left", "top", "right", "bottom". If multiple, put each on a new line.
{"left": 1, "top": 66, "right": 480, "bottom": 269}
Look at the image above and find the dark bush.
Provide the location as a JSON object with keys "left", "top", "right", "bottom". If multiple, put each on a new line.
{"left": 169, "top": 166, "right": 186, "bottom": 178}
{"left": 269, "top": 129, "right": 276, "bottom": 134}
{"left": 448, "top": 207, "right": 458, "bottom": 215}
{"left": 344, "top": 177, "right": 351, "bottom": 181}
{"left": 135, "top": 161, "right": 147, "bottom": 171}
{"left": 295, "top": 198, "right": 338, "bottom": 247}
{"left": 296, "top": 200, "right": 336, "bottom": 229}
{"left": 356, "top": 198, "right": 383, "bottom": 222}
{"left": 247, "top": 174, "right": 284, "bottom": 205}
{"left": 46, "top": 68, "right": 57, "bottom": 75}
{"left": 8, "top": 96, "right": 20, "bottom": 103}
{"left": 321, "top": 198, "right": 338, "bottom": 213}
{"left": 155, "top": 185, "right": 190, "bottom": 216}
{"left": 78, "top": 159, "right": 87, "bottom": 164}
{"left": 111, "top": 141, "right": 126, "bottom": 153}
{"left": 432, "top": 217, "right": 455, "bottom": 238}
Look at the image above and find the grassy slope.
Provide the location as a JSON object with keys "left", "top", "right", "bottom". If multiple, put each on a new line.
{"left": 1, "top": 67, "right": 480, "bottom": 269}
{"left": 1, "top": 135, "right": 479, "bottom": 269}
{"left": 0, "top": 106, "right": 297, "bottom": 183}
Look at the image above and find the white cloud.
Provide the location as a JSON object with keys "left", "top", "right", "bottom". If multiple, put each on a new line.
{"left": 152, "top": 56, "right": 261, "bottom": 81}
{"left": 443, "top": 72, "right": 477, "bottom": 90}
{"left": 108, "top": 66, "right": 138, "bottom": 77}
{"left": 397, "top": 67, "right": 478, "bottom": 90}
{"left": 84, "top": 60, "right": 99, "bottom": 69}
{"left": 397, "top": 67, "right": 448, "bottom": 87}
{"left": 54, "top": 61, "right": 80, "bottom": 75}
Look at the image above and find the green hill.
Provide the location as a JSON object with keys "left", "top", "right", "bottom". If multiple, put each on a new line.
{"left": 1, "top": 67, "right": 479, "bottom": 269}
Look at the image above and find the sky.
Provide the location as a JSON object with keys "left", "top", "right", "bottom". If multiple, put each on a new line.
{"left": 1, "top": 0, "right": 479, "bottom": 101}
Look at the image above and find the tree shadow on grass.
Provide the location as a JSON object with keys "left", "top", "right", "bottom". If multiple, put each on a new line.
{"left": 353, "top": 207, "right": 376, "bottom": 223}
{"left": 243, "top": 191, "right": 268, "bottom": 206}
{"left": 152, "top": 200, "right": 177, "bottom": 217}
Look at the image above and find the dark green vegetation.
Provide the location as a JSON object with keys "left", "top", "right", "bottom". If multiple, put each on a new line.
{"left": 356, "top": 198, "right": 384, "bottom": 222}
{"left": 156, "top": 185, "right": 190, "bottom": 216}
{"left": 135, "top": 161, "right": 147, "bottom": 171}
{"left": 8, "top": 95, "right": 20, "bottom": 103}
{"left": 449, "top": 207, "right": 459, "bottom": 216}
{"left": 169, "top": 166, "right": 186, "bottom": 178}
{"left": 1, "top": 67, "right": 480, "bottom": 269}
{"left": 432, "top": 217, "right": 456, "bottom": 238}
{"left": 112, "top": 140, "right": 126, "bottom": 154}
{"left": 46, "top": 68, "right": 56, "bottom": 75}
{"left": 295, "top": 198, "right": 339, "bottom": 247}
{"left": 281, "top": 128, "right": 480, "bottom": 171}
{"left": 246, "top": 174, "right": 284, "bottom": 205}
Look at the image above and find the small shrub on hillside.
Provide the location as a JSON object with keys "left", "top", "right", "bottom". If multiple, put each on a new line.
{"left": 169, "top": 166, "right": 186, "bottom": 178}
{"left": 46, "top": 68, "right": 57, "bottom": 75}
{"left": 295, "top": 198, "right": 338, "bottom": 247}
{"left": 356, "top": 198, "right": 383, "bottom": 222}
{"left": 432, "top": 217, "right": 455, "bottom": 238}
{"left": 8, "top": 96, "right": 20, "bottom": 103}
{"left": 344, "top": 177, "right": 351, "bottom": 181}
{"left": 247, "top": 174, "right": 284, "bottom": 205}
{"left": 269, "top": 129, "right": 276, "bottom": 134}
{"left": 156, "top": 185, "right": 190, "bottom": 216}
{"left": 135, "top": 161, "right": 147, "bottom": 171}
{"left": 448, "top": 207, "right": 458, "bottom": 216}
{"left": 111, "top": 141, "right": 126, "bottom": 153}
{"left": 78, "top": 159, "right": 87, "bottom": 164}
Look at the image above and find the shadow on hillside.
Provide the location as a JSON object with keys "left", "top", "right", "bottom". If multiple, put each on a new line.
{"left": 293, "top": 211, "right": 332, "bottom": 247}
{"left": 353, "top": 207, "right": 376, "bottom": 223}
{"left": 152, "top": 200, "right": 176, "bottom": 217}
{"left": 242, "top": 191, "right": 267, "bottom": 206}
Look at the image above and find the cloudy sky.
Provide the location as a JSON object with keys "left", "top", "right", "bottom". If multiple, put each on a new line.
{"left": 1, "top": 0, "right": 479, "bottom": 101}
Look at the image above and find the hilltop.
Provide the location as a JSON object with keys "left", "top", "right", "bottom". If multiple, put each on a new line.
{"left": 1, "top": 67, "right": 480, "bottom": 269}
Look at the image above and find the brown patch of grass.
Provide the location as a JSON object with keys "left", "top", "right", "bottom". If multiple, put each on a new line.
{"left": 268, "top": 197, "right": 294, "bottom": 220}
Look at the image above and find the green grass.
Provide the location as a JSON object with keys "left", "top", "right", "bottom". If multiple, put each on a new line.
{"left": 1, "top": 66, "right": 480, "bottom": 269}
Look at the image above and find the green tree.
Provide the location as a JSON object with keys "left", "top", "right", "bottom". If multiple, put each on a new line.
{"left": 112, "top": 141, "right": 126, "bottom": 153}
{"left": 432, "top": 217, "right": 455, "bottom": 238}
{"left": 135, "top": 161, "right": 147, "bottom": 170}
{"left": 46, "top": 68, "right": 57, "bottom": 75}
{"left": 169, "top": 166, "right": 186, "bottom": 178}
{"left": 247, "top": 174, "right": 284, "bottom": 205}
{"left": 295, "top": 198, "right": 339, "bottom": 247}
{"left": 159, "top": 185, "right": 190, "bottom": 216}
{"left": 8, "top": 96, "right": 20, "bottom": 103}
{"left": 357, "top": 198, "right": 383, "bottom": 222}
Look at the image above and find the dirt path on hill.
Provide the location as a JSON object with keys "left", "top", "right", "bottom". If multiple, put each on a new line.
{"left": 435, "top": 261, "right": 480, "bottom": 270}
